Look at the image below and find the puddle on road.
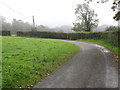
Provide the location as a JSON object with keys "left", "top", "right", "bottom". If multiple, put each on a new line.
{"left": 95, "top": 44, "right": 110, "bottom": 53}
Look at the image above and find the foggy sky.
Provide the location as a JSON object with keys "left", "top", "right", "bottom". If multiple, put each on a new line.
{"left": 0, "top": 0, "right": 118, "bottom": 28}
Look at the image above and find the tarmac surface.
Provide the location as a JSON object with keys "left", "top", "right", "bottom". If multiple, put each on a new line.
{"left": 33, "top": 40, "right": 118, "bottom": 88}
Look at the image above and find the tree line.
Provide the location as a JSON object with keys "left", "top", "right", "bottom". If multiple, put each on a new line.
{"left": 1, "top": 16, "right": 65, "bottom": 35}
{"left": 1, "top": 16, "right": 75, "bottom": 35}
{"left": 1, "top": 16, "right": 32, "bottom": 35}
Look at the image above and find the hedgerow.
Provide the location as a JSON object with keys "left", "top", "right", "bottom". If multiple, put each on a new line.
{"left": 0, "top": 31, "right": 11, "bottom": 36}
{"left": 17, "top": 31, "right": 119, "bottom": 47}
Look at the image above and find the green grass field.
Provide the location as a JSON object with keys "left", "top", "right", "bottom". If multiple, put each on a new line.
{"left": 78, "top": 39, "right": 120, "bottom": 60}
{"left": 0, "top": 36, "right": 2, "bottom": 90}
{"left": 2, "top": 36, "right": 79, "bottom": 88}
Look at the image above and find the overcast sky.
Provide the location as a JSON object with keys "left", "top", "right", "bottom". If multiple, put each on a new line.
{"left": 0, "top": 0, "right": 118, "bottom": 28}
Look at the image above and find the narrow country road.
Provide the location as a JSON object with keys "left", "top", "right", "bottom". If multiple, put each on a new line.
{"left": 33, "top": 40, "right": 118, "bottom": 88}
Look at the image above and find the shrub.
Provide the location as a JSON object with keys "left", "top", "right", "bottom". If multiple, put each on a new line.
{"left": 0, "top": 31, "right": 11, "bottom": 36}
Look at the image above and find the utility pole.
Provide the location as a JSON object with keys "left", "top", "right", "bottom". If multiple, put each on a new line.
{"left": 32, "top": 15, "right": 36, "bottom": 31}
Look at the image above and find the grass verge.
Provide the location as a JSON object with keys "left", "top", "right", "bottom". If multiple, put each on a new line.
{"left": 2, "top": 36, "right": 79, "bottom": 88}
{"left": 78, "top": 39, "right": 120, "bottom": 60}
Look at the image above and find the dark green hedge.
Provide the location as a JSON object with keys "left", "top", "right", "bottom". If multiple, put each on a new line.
{"left": 17, "top": 31, "right": 68, "bottom": 39}
{"left": 17, "top": 31, "right": 119, "bottom": 47}
{"left": 68, "top": 31, "right": 119, "bottom": 47}
{"left": 0, "top": 31, "right": 11, "bottom": 36}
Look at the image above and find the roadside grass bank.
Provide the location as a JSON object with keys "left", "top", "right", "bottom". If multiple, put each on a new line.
{"left": 2, "top": 36, "right": 79, "bottom": 88}
{"left": 78, "top": 39, "right": 120, "bottom": 60}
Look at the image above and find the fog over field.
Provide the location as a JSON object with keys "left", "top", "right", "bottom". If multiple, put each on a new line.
{"left": 0, "top": 0, "right": 118, "bottom": 29}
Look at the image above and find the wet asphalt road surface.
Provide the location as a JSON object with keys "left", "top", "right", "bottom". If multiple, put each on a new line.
{"left": 33, "top": 40, "right": 118, "bottom": 88}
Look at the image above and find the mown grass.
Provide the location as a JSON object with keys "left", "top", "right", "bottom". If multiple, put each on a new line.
{"left": 0, "top": 36, "right": 2, "bottom": 90}
{"left": 78, "top": 39, "right": 120, "bottom": 60}
{"left": 2, "top": 36, "right": 79, "bottom": 88}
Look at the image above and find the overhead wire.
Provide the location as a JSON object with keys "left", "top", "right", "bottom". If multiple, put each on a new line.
{"left": 0, "top": 0, "right": 32, "bottom": 21}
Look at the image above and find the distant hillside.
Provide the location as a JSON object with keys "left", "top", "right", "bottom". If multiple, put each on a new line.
{"left": 52, "top": 25, "right": 75, "bottom": 33}
{"left": 92, "top": 25, "right": 110, "bottom": 32}
{"left": 36, "top": 25, "right": 55, "bottom": 32}
{"left": 36, "top": 25, "right": 75, "bottom": 33}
